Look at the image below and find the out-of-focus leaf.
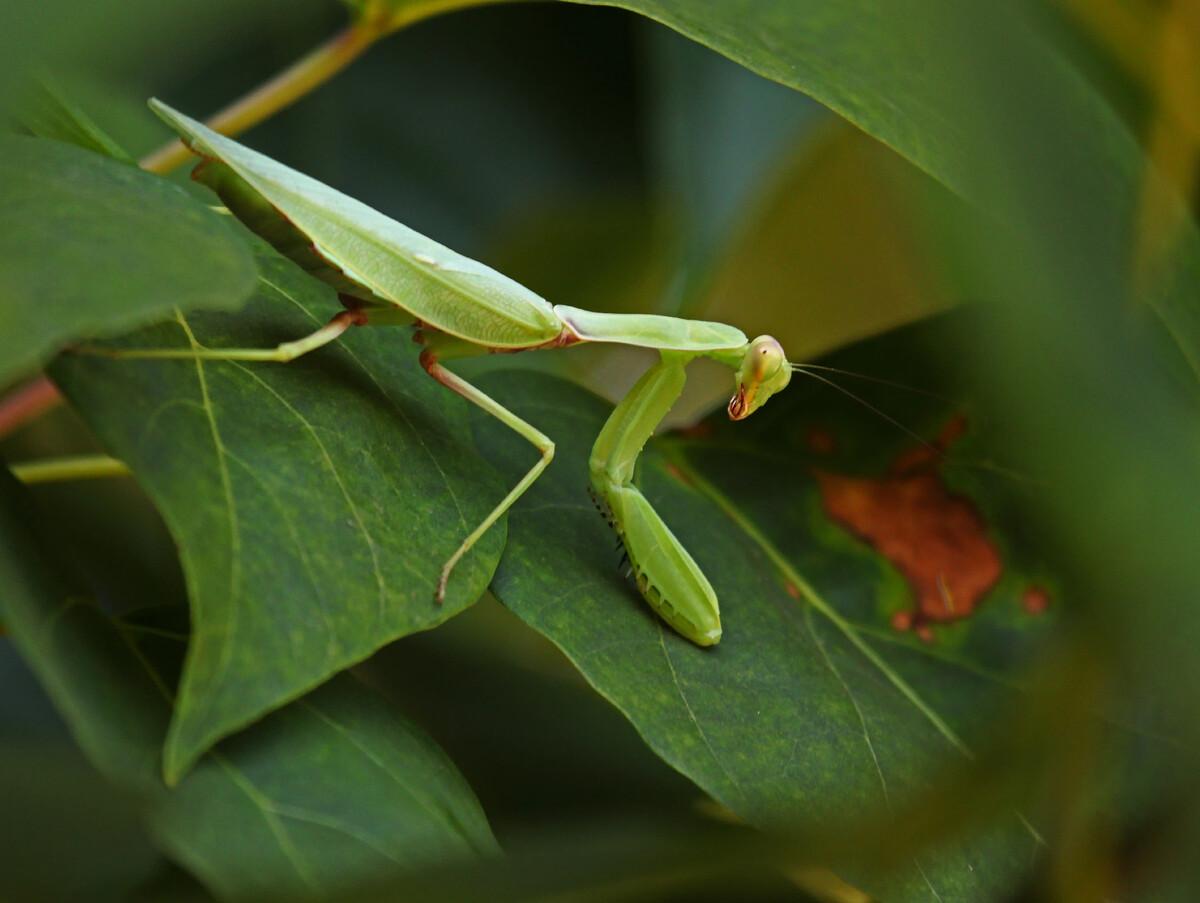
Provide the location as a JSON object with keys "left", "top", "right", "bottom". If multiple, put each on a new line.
{"left": 698, "top": 119, "right": 963, "bottom": 363}
{"left": 17, "top": 77, "right": 135, "bottom": 162}
{"left": 333, "top": 817, "right": 819, "bottom": 903}
{"left": 151, "top": 671, "right": 499, "bottom": 900}
{"left": 363, "top": 593, "right": 706, "bottom": 833}
{"left": 0, "top": 0, "right": 330, "bottom": 111}
{"left": 562, "top": 0, "right": 980, "bottom": 200}
{"left": 0, "top": 743, "right": 159, "bottom": 903}
{"left": 560, "top": 0, "right": 1200, "bottom": 384}
{"left": 929, "top": 8, "right": 1200, "bottom": 893}
{"left": 0, "top": 467, "right": 498, "bottom": 900}
{"left": 339, "top": 0, "right": 521, "bottom": 30}
{"left": 0, "top": 136, "right": 257, "bottom": 389}
{"left": 51, "top": 238, "right": 506, "bottom": 784}
{"left": 639, "top": 21, "right": 821, "bottom": 313}
{"left": 475, "top": 312, "right": 1059, "bottom": 900}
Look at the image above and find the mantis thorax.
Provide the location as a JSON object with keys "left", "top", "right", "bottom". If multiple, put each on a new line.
{"left": 728, "top": 335, "right": 791, "bottom": 420}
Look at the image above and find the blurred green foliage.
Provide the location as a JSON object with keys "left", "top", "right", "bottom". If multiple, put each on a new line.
{"left": 2, "top": 0, "right": 1199, "bottom": 901}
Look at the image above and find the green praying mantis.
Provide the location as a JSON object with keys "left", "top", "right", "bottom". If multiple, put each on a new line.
{"left": 92, "top": 100, "right": 797, "bottom": 647}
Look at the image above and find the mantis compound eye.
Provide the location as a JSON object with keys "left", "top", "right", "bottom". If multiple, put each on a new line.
{"left": 729, "top": 335, "right": 790, "bottom": 420}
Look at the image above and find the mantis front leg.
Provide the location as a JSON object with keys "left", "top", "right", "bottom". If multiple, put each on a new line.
{"left": 589, "top": 353, "right": 722, "bottom": 646}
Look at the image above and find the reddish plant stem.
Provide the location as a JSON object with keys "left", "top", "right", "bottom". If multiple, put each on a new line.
{"left": 0, "top": 377, "right": 62, "bottom": 439}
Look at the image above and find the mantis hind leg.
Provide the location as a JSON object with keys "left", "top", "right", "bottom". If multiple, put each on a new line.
{"left": 589, "top": 354, "right": 721, "bottom": 646}
{"left": 419, "top": 337, "right": 554, "bottom": 602}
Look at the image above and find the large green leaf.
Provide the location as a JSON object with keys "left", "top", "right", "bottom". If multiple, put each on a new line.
{"left": 0, "top": 466, "right": 497, "bottom": 900}
{"left": 50, "top": 240, "right": 506, "bottom": 783}
{"left": 475, "top": 314, "right": 1057, "bottom": 900}
{"left": 17, "top": 78, "right": 136, "bottom": 163}
{"left": 0, "top": 136, "right": 256, "bottom": 389}
{"left": 562, "top": 0, "right": 979, "bottom": 200}
{"left": 557, "top": 2, "right": 1200, "bottom": 380}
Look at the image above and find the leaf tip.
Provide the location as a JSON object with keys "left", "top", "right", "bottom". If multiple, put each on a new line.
{"left": 161, "top": 728, "right": 201, "bottom": 788}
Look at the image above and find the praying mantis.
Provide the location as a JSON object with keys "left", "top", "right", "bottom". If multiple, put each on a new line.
{"left": 96, "top": 100, "right": 796, "bottom": 647}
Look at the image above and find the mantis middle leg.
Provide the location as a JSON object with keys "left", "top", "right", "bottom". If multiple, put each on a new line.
{"left": 75, "top": 308, "right": 368, "bottom": 361}
{"left": 77, "top": 314, "right": 552, "bottom": 603}
{"left": 589, "top": 353, "right": 721, "bottom": 646}
{"left": 417, "top": 332, "right": 555, "bottom": 601}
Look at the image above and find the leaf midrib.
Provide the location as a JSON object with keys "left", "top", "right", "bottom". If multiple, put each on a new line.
{"left": 660, "top": 446, "right": 972, "bottom": 759}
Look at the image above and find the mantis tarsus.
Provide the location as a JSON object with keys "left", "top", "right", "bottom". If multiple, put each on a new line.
{"left": 90, "top": 100, "right": 796, "bottom": 647}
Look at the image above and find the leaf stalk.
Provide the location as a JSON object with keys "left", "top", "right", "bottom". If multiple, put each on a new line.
{"left": 9, "top": 455, "right": 131, "bottom": 485}
{"left": 139, "top": 19, "right": 388, "bottom": 175}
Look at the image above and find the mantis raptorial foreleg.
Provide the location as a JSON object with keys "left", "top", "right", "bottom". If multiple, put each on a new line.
{"left": 589, "top": 353, "right": 722, "bottom": 646}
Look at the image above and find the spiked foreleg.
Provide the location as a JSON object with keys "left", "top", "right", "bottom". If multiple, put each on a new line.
{"left": 588, "top": 354, "right": 721, "bottom": 646}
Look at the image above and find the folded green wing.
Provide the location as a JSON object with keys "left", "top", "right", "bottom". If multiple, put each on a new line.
{"left": 150, "top": 100, "right": 563, "bottom": 349}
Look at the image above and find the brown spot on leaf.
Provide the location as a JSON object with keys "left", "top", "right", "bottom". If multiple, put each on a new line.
{"left": 785, "top": 582, "right": 802, "bottom": 600}
{"left": 805, "top": 427, "right": 837, "bottom": 455}
{"left": 815, "top": 415, "right": 1001, "bottom": 639}
{"left": 1022, "top": 585, "right": 1051, "bottom": 614}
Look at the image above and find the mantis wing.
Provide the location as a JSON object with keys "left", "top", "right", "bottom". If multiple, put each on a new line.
{"left": 150, "top": 100, "right": 563, "bottom": 349}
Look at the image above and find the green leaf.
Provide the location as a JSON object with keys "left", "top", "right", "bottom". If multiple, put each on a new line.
{"left": 17, "top": 77, "right": 136, "bottom": 163}
{"left": 50, "top": 240, "right": 506, "bottom": 783}
{"left": 639, "top": 22, "right": 821, "bottom": 313}
{"left": 0, "top": 136, "right": 257, "bottom": 389}
{"left": 697, "top": 119, "right": 964, "bottom": 362}
{"left": 0, "top": 744, "right": 159, "bottom": 902}
{"left": 475, "top": 314, "right": 1056, "bottom": 900}
{"left": 559, "top": 1, "right": 1200, "bottom": 384}
{"left": 561, "top": 0, "right": 979, "bottom": 200}
{"left": 0, "top": 467, "right": 498, "bottom": 899}
{"left": 150, "top": 671, "right": 499, "bottom": 900}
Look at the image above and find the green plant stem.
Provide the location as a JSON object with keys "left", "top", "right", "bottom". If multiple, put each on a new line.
{"left": 10, "top": 455, "right": 131, "bottom": 485}
{"left": 139, "top": 19, "right": 389, "bottom": 175}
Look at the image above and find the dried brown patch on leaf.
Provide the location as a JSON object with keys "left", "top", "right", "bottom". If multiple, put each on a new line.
{"left": 815, "top": 415, "right": 1001, "bottom": 638}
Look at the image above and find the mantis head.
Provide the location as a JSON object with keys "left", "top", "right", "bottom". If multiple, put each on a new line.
{"left": 728, "top": 335, "right": 791, "bottom": 420}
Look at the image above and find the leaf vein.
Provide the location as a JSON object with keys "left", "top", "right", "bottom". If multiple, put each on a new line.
{"left": 212, "top": 752, "right": 321, "bottom": 893}
{"left": 262, "top": 275, "right": 472, "bottom": 545}
{"left": 804, "top": 605, "right": 891, "bottom": 810}
{"left": 229, "top": 362, "right": 393, "bottom": 622}
{"left": 297, "top": 700, "right": 478, "bottom": 851}
{"left": 176, "top": 313, "right": 242, "bottom": 707}
{"left": 656, "top": 621, "right": 751, "bottom": 810}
